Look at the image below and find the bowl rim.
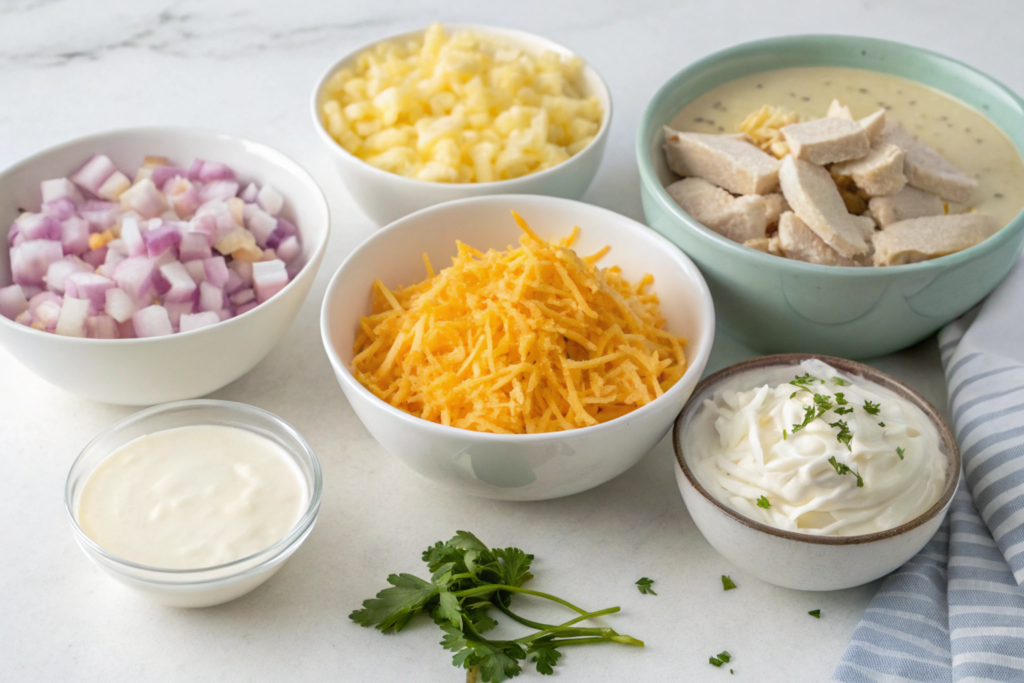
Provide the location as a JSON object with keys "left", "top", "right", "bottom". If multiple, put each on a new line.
{"left": 673, "top": 353, "right": 961, "bottom": 546}
{"left": 320, "top": 193, "right": 716, "bottom": 442}
{"left": 64, "top": 399, "right": 323, "bottom": 582}
{"left": 0, "top": 124, "right": 331, "bottom": 343}
{"left": 636, "top": 33, "right": 1024, "bottom": 276}
{"left": 309, "top": 22, "right": 614, "bottom": 191}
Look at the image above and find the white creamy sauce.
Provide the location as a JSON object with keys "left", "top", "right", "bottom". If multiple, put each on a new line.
{"left": 688, "top": 359, "right": 946, "bottom": 536}
{"left": 77, "top": 425, "right": 308, "bottom": 569}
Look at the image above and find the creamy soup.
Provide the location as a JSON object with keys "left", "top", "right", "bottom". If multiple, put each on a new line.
{"left": 670, "top": 67, "right": 1024, "bottom": 227}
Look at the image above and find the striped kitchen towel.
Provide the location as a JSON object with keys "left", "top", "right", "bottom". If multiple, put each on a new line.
{"left": 833, "top": 258, "right": 1024, "bottom": 682}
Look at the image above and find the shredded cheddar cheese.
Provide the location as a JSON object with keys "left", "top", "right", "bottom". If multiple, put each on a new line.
{"left": 351, "top": 212, "right": 688, "bottom": 434}
{"left": 738, "top": 105, "right": 801, "bottom": 159}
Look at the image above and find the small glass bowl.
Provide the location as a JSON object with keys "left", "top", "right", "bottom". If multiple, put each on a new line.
{"left": 64, "top": 400, "right": 322, "bottom": 608}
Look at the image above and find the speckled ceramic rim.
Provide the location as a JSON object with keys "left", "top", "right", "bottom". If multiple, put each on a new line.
{"left": 636, "top": 34, "right": 1024, "bottom": 275}
{"left": 310, "top": 23, "right": 613, "bottom": 190}
{"left": 673, "top": 354, "right": 960, "bottom": 545}
{"left": 64, "top": 399, "right": 323, "bottom": 579}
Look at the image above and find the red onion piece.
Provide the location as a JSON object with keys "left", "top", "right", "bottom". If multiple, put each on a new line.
{"left": 12, "top": 239, "right": 64, "bottom": 287}
{"left": 240, "top": 182, "right": 259, "bottom": 203}
{"left": 66, "top": 272, "right": 116, "bottom": 311}
{"left": 197, "top": 161, "right": 236, "bottom": 182}
{"left": 86, "top": 314, "right": 119, "bottom": 339}
{"left": 60, "top": 217, "right": 90, "bottom": 256}
{"left": 179, "top": 232, "right": 212, "bottom": 262}
{"left": 179, "top": 311, "right": 220, "bottom": 333}
{"left": 0, "top": 284, "right": 28, "bottom": 320}
{"left": 70, "top": 154, "right": 118, "bottom": 195}
{"left": 44, "top": 256, "right": 92, "bottom": 293}
{"left": 158, "top": 261, "right": 198, "bottom": 303}
{"left": 105, "top": 287, "right": 137, "bottom": 323}
{"left": 120, "top": 179, "right": 167, "bottom": 219}
{"left": 198, "top": 281, "right": 224, "bottom": 312}
{"left": 43, "top": 197, "right": 79, "bottom": 221}
{"left": 252, "top": 259, "right": 288, "bottom": 304}
{"left": 199, "top": 180, "right": 240, "bottom": 204}
{"left": 55, "top": 296, "right": 89, "bottom": 337}
{"left": 15, "top": 214, "right": 61, "bottom": 243}
{"left": 112, "top": 256, "right": 155, "bottom": 302}
{"left": 132, "top": 305, "right": 173, "bottom": 338}
{"left": 41, "top": 178, "right": 84, "bottom": 206}
{"left": 246, "top": 208, "right": 277, "bottom": 248}
{"left": 257, "top": 185, "right": 284, "bottom": 216}
{"left": 143, "top": 223, "right": 182, "bottom": 257}
{"left": 202, "top": 256, "right": 229, "bottom": 288}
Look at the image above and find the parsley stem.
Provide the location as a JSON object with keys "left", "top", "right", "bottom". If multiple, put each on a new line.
{"left": 550, "top": 635, "right": 645, "bottom": 647}
{"left": 517, "top": 608, "right": 623, "bottom": 644}
{"left": 452, "top": 584, "right": 589, "bottom": 616}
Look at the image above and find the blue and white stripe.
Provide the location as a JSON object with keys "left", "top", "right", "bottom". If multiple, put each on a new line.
{"left": 833, "top": 260, "right": 1024, "bottom": 681}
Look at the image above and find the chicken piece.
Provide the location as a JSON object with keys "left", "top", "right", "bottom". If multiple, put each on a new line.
{"left": 666, "top": 177, "right": 767, "bottom": 243}
{"left": 778, "top": 156, "right": 869, "bottom": 258}
{"left": 876, "top": 120, "right": 977, "bottom": 202}
{"left": 663, "top": 127, "right": 781, "bottom": 195}
{"left": 743, "top": 237, "right": 770, "bottom": 253}
{"left": 868, "top": 186, "right": 946, "bottom": 227}
{"left": 777, "top": 212, "right": 859, "bottom": 266}
{"left": 873, "top": 213, "right": 999, "bottom": 266}
{"left": 764, "top": 193, "right": 789, "bottom": 230}
{"left": 852, "top": 214, "right": 877, "bottom": 241}
{"left": 858, "top": 109, "right": 887, "bottom": 141}
{"left": 781, "top": 117, "right": 870, "bottom": 165}
{"left": 830, "top": 143, "right": 907, "bottom": 197}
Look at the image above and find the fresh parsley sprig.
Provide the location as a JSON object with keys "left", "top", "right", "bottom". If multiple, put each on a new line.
{"left": 635, "top": 578, "right": 656, "bottom": 595}
{"left": 790, "top": 372, "right": 823, "bottom": 393}
{"left": 828, "top": 455, "right": 863, "bottom": 487}
{"left": 350, "top": 531, "right": 644, "bottom": 682}
{"left": 756, "top": 495, "right": 771, "bottom": 509}
{"left": 863, "top": 400, "right": 881, "bottom": 415}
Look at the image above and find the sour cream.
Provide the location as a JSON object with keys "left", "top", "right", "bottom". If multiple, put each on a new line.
{"left": 76, "top": 425, "right": 308, "bottom": 569}
{"left": 688, "top": 359, "right": 946, "bottom": 536}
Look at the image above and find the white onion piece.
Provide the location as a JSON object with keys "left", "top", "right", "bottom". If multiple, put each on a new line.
{"left": 71, "top": 154, "right": 118, "bottom": 195}
{"left": 41, "top": 178, "right": 84, "bottom": 205}
{"left": 180, "top": 311, "right": 220, "bottom": 333}
{"left": 55, "top": 296, "right": 89, "bottom": 337}
{"left": 132, "top": 305, "right": 173, "bottom": 338}
{"left": 257, "top": 184, "right": 284, "bottom": 216}
{"left": 0, "top": 284, "right": 28, "bottom": 320}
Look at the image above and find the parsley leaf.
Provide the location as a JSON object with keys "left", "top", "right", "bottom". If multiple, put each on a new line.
{"left": 834, "top": 406, "right": 854, "bottom": 415}
{"left": 790, "top": 372, "right": 822, "bottom": 392}
{"left": 354, "top": 531, "right": 645, "bottom": 682}
{"left": 828, "top": 456, "right": 864, "bottom": 487}
{"left": 710, "top": 656, "right": 724, "bottom": 667}
{"left": 792, "top": 394, "right": 834, "bottom": 433}
{"left": 722, "top": 575, "right": 737, "bottom": 591}
{"left": 829, "top": 420, "right": 852, "bottom": 450}
{"left": 832, "top": 377, "right": 851, "bottom": 386}
{"left": 834, "top": 392, "right": 849, "bottom": 405}
{"left": 756, "top": 495, "right": 771, "bottom": 509}
{"left": 710, "top": 651, "right": 732, "bottom": 667}
{"left": 808, "top": 609, "right": 821, "bottom": 618}
{"left": 878, "top": 422, "right": 885, "bottom": 428}
{"left": 635, "top": 577, "right": 657, "bottom": 595}
{"left": 863, "top": 400, "right": 881, "bottom": 415}
{"left": 896, "top": 447, "right": 905, "bottom": 460}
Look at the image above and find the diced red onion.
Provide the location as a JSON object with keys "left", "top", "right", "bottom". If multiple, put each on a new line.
{"left": 197, "top": 160, "right": 236, "bottom": 182}
{"left": 66, "top": 272, "right": 116, "bottom": 311}
{"left": 256, "top": 185, "right": 284, "bottom": 216}
{"left": 252, "top": 259, "right": 288, "bottom": 304}
{"left": 78, "top": 200, "right": 119, "bottom": 232}
{"left": 186, "top": 158, "right": 205, "bottom": 181}
{"left": 86, "top": 314, "right": 119, "bottom": 339}
{"left": 16, "top": 213, "right": 61, "bottom": 243}
{"left": 235, "top": 302, "right": 257, "bottom": 316}
{"left": 223, "top": 269, "right": 244, "bottom": 295}
{"left": 61, "top": 217, "right": 90, "bottom": 256}
{"left": 43, "top": 197, "right": 79, "bottom": 221}
{"left": 55, "top": 296, "right": 89, "bottom": 337}
{"left": 120, "top": 217, "right": 146, "bottom": 257}
{"left": 240, "top": 183, "right": 259, "bottom": 203}
{"left": 104, "top": 287, "right": 137, "bottom": 323}
{"left": 183, "top": 260, "right": 206, "bottom": 285}
{"left": 230, "top": 287, "right": 255, "bottom": 306}
{"left": 82, "top": 245, "right": 108, "bottom": 268}
{"left": 179, "top": 232, "right": 212, "bottom": 261}
{"left": 112, "top": 256, "right": 155, "bottom": 301}
{"left": 179, "top": 311, "right": 220, "bottom": 333}
{"left": 199, "top": 180, "right": 240, "bottom": 204}
{"left": 246, "top": 208, "right": 277, "bottom": 248}
{"left": 41, "top": 178, "right": 84, "bottom": 206}
{"left": 202, "top": 255, "right": 230, "bottom": 288}
{"left": 97, "top": 172, "right": 132, "bottom": 202}
{"left": 143, "top": 222, "right": 182, "bottom": 257}
{"left": 0, "top": 284, "right": 28, "bottom": 320}
{"left": 228, "top": 259, "right": 253, "bottom": 286}
{"left": 117, "top": 319, "right": 136, "bottom": 338}
{"left": 276, "top": 235, "right": 301, "bottom": 263}
{"left": 163, "top": 300, "right": 196, "bottom": 329}
{"left": 198, "top": 281, "right": 223, "bottom": 312}
{"left": 44, "top": 256, "right": 92, "bottom": 293}
{"left": 150, "top": 166, "right": 188, "bottom": 189}
{"left": 120, "top": 179, "right": 167, "bottom": 219}
{"left": 70, "top": 154, "right": 118, "bottom": 195}
{"left": 12, "top": 239, "right": 64, "bottom": 286}
{"left": 132, "top": 305, "right": 173, "bottom": 338}
{"left": 158, "top": 261, "right": 198, "bottom": 303}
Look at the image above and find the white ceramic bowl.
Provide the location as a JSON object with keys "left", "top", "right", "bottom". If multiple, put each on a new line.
{"left": 65, "top": 400, "right": 322, "bottom": 608}
{"left": 310, "top": 24, "right": 612, "bottom": 226}
{"left": 321, "top": 194, "right": 715, "bottom": 500}
{"left": 0, "top": 127, "right": 330, "bottom": 405}
{"left": 673, "top": 354, "right": 960, "bottom": 591}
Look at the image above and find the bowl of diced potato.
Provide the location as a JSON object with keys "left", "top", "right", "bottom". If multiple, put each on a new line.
{"left": 311, "top": 23, "right": 612, "bottom": 225}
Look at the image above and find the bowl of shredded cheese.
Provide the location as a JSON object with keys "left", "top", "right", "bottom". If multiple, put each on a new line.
{"left": 321, "top": 195, "right": 714, "bottom": 500}
{"left": 311, "top": 23, "right": 612, "bottom": 226}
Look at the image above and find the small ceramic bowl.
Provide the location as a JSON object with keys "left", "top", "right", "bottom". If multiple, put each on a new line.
{"left": 637, "top": 35, "right": 1024, "bottom": 358}
{"left": 321, "top": 194, "right": 715, "bottom": 501}
{"left": 673, "top": 354, "right": 959, "bottom": 591}
{"left": 0, "top": 126, "right": 330, "bottom": 405}
{"left": 65, "top": 400, "right": 322, "bottom": 608}
{"left": 311, "top": 24, "right": 612, "bottom": 226}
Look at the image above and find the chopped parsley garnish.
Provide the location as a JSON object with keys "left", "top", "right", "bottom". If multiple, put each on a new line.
{"left": 828, "top": 455, "right": 863, "bottom": 487}
{"left": 829, "top": 420, "right": 852, "bottom": 450}
{"left": 831, "top": 377, "right": 851, "bottom": 386}
{"left": 721, "top": 575, "right": 737, "bottom": 591}
{"left": 790, "top": 373, "right": 824, "bottom": 393}
{"left": 896, "top": 447, "right": 905, "bottom": 460}
{"left": 635, "top": 577, "right": 657, "bottom": 595}
{"left": 834, "top": 406, "right": 854, "bottom": 415}
{"left": 834, "top": 392, "right": 849, "bottom": 406}
{"left": 808, "top": 609, "right": 821, "bottom": 618}
{"left": 878, "top": 422, "right": 885, "bottom": 428}
{"left": 792, "top": 394, "right": 834, "bottom": 433}
{"left": 756, "top": 496, "right": 771, "bottom": 509}
{"left": 709, "top": 651, "right": 732, "bottom": 667}
{"left": 782, "top": 429, "right": 787, "bottom": 440}
{"left": 863, "top": 400, "right": 881, "bottom": 415}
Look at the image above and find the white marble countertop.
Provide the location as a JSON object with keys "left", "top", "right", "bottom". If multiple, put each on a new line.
{"left": 1, "top": 0, "right": 1019, "bottom": 680}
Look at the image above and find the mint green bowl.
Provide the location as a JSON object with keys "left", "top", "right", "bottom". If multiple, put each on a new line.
{"left": 637, "top": 35, "right": 1024, "bottom": 358}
